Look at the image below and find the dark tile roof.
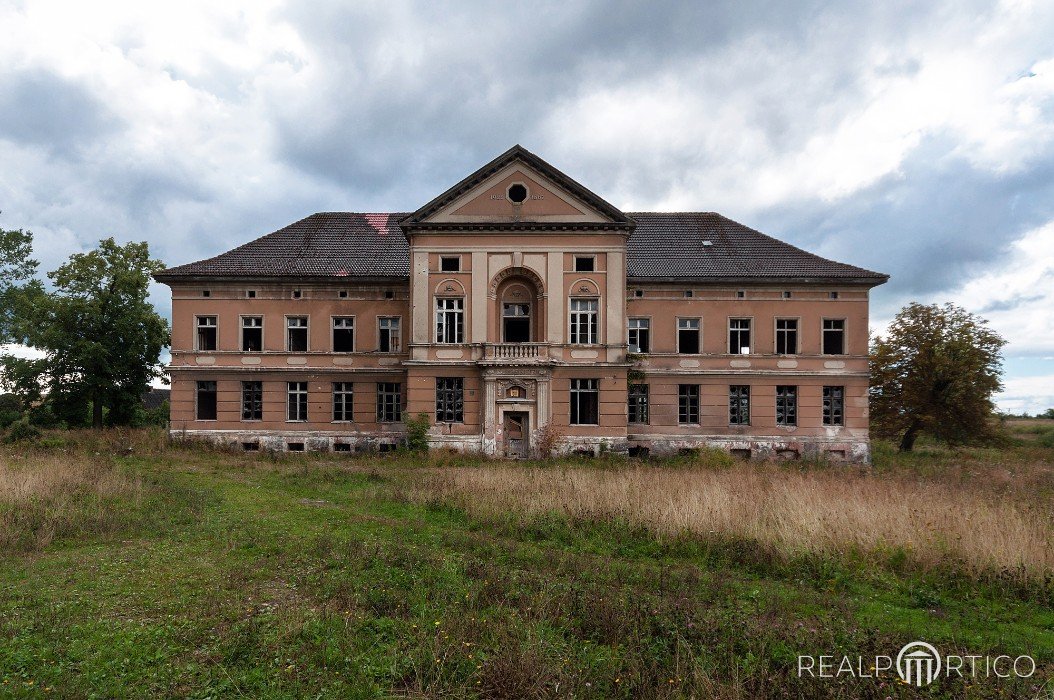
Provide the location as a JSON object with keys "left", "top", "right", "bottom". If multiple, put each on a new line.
{"left": 625, "top": 212, "right": 887, "bottom": 282}
{"left": 155, "top": 213, "right": 411, "bottom": 280}
{"left": 156, "top": 211, "right": 887, "bottom": 284}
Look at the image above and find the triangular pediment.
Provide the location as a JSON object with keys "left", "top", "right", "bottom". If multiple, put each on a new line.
{"left": 400, "top": 145, "right": 633, "bottom": 231}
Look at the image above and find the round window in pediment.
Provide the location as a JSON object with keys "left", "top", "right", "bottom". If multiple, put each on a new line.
{"left": 507, "top": 183, "right": 528, "bottom": 204}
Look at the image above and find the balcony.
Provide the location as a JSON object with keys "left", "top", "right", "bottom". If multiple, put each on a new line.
{"left": 482, "top": 343, "right": 550, "bottom": 362}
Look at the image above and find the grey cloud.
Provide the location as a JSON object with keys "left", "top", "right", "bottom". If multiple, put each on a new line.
{"left": 0, "top": 69, "right": 122, "bottom": 156}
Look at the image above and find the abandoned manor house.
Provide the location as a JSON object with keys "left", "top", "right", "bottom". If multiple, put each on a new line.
{"left": 155, "top": 146, "right": 888, "bottom": 461}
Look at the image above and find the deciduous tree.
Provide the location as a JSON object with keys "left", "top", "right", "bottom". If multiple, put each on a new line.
{"left": 870, "top": 302, "right": 1006, "bottom": 451}
{"left": 2, "top": 238, "right": 169, "bottom": 428}
{"left": 0, "top": 226, "right": 42, "bottom": 343}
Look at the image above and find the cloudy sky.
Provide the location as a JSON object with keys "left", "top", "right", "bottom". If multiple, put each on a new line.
{"left": 1, "top": 0, "right": 1052, "bottom": 412}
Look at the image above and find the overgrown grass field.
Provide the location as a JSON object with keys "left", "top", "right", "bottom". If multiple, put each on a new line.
{"left": 0, "top": 428, "right": 1052, "bottom": 698}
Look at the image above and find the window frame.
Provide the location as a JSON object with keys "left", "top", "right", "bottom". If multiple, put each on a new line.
{"left": 569, "top": 378, "right": 600, "bottom": 425}
{"left": 286, "top": 315, "right": 309, "bottom": 352}
{"left": 774, "top": 317, "right": 800, "bottom": 355}
{"left": 240, "top": 315, "right": 263, "bottom": 352}
{"left": 729, "top": 385, "right": 750, "bottom": 425}
{"left": 823, "top": 385, "right": 845, "bottom": 426}
{"left": 332, "top": 382, "right": 354, "bottom": 422}
{"left": 628, "top": 383, "right": 649, "bottom": 424}
{"left": 435, "top": 297, "right": 465, "bottom": 344}
{"left": 376, "top": 382, "right": 403, "bottom": 423}
{"left": 435, "top": 377, "right": 464, "bottom": 423}
{"left": 331, "top": 315, "right": 355, "bottom": 353}
{"left": 241, "top": 381, "right": 262, "bottom": 421}
{"left": 822, "top": 318, "right": 847, "bottom": 355}
{"left": 502, "top": 302, "right": 532, "bottom": 343}
{"left": 378, "top": 316, "right": 402, "bottom": 353}
{"left": 287, "top": 381, "right": 308, "bottom": 422}
{"left": 728, "top": 317, "right": 753, "bottom": 355}
{"left": 195, "top": 315, "right": 218, "bottom": 352}
{"left": 439, "top": 255, "right": 462, "bottom": 272}
{"left": 775, "top": 385, "right": 797, "bottom": 427}
{"left": 627, "top": 317, "right": 651, "bottom": 353}
{"left": 569, "top": 297, "right": 600, "bottom": 345}
{"left": 678, "top": 384, "right": 700, "bottom": 425}
{"left": 677, "top": 317, "right": 701, "bottom": 354}
{"left": 573, "top": 255, "right": 596, "bottom": 272}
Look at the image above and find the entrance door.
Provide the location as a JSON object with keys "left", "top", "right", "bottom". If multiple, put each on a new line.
{"left": 503, "top": 412, "right": 528, "bottom": 458}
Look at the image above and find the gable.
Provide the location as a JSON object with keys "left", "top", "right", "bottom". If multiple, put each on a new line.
{"left": 400, "top": 145, "right": 634, "bottom": 232}
{"left": 435, "top": 163, "right": 608, "bottom": 223}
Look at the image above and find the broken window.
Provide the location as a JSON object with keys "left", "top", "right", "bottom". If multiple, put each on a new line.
{"left": 729, "top": 318, "right": 751, "bottom": 354}
{"left": 628, "top": 318, "right": 650, "bottom": 353}
{"left": 574, "top": 255, "right": 595, "bottom": 272}
{"left": 678, "top": 384, "right": 699, "bottom": 424}
{"left": 729, "top": 385, "right": 750, "bottom": 425}
{"left": 195, "top": 316, "right": 217, "bottom": 351}
{"left": 678, "top": 318, "right": 700, "bottom": 354}
{"left": 775, "top": 318, "right": 798, "bottom": 355}
{"left": 823, "top": 386, "right": 844, "bottom": 426}
{"left": 503, "top": 303, "right": 531, "bottom": 342}
{"left": 196, "top": 381, "right": 217, "bottom": 420}
{"left": 333, "top": 382, "right": 353, "bottom": 422}
{"left": 435, "top": 298, "right": 464, "bottom": 343}
{"left": 332, "top": 317, "right": 354, "bottom": 352}
{"left": 569, "top": 378, "right": 599, "bottom": 425}
{"left": 776, "top": 385, "right": 797, "bottom": 426}
{"left": 440, "top": 256, "right": 461, "bottom": 272}
{"left": 628, "top": 384, "right": 649, "bottom": 424}
{"left": 435, "top": 377, "right": 464, "bottom": 423}
{"left": 377, "top": 382, "right": 402, "bottom": 422}
{"left": 823, "top": 319, "right": 845, "bottom": 355}
{"left": 241, "top": 381, "right": 262, "bottom": 421}
{"left": 569, "top": 299, "right": 598, "bottom": 344}
{"left": 241, "top": 316, "right": 263, "bottom": 352}
{"left": 287, "top": 381, "right": 308, "bottom": 421}
{"left": 287, "top": 317, "right": 308, "bottom": 352}
{"left": 378, "top": 317, "right": 401, "bottom": 352}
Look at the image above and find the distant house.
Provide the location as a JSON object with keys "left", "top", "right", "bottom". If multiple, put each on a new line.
{"left": 154, "top": 146, "right": 887, "bottom": 460}
{"left": 142, "top": 388, "right": 170, "bottom": 412}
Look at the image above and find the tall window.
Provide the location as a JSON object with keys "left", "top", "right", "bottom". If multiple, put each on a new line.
{"left": 569, "top": 299, "right": 598, "bottom": 344}
{"left": 729, "top": 318, "right": 751, "bottom": 354}
{"left": 628, "top": 384, "right": 649, "bottom": 424}
{"left": 378, "top": 317, "right": 401, "bottom": 352}
{"left": 678, "top": 384, "right": 699, "bottom": 424}
{"left": 196, "top": 381, "right": 217, "bottom": 420}
{"left": 776, "top": 385, "right": 797, "bottom": 426}
{"left": 775, "top": 318, "right": 798, "bottom": 355}
{"left": 823, "top": 386, "right": 844, "bottom": 426}
{"left": 333, "top": 382, "right": 353, "bottom": 421}
{"left": 287, "top": 317, "right": 308, "bottom": 352}
{"left": 287, "top": 381, "right": 308, "bottom": 421}
{"left": 332, "top": 317, "right": 354, "bottom": 352}
{"left": 377, "top": 382, "right": 402, "bottom": 422}
{"left": 678, "top": 318, "right": 700, "bottom": 354}
{"left": 436, "top": 298, "right": 464, "bottom": 343}
{"left": 628, "top": 318, "right": 650, "bottom": 353}
{"left": 435, "top": 377, "right": 464, "bottom": 423}
{"left": 196, "top": 316, "right": 217, "bottom": 351}
{"left": 569, "top": 379, "right": 599, "bottom": 425}
{"left": 823, "top": 319, "right": 846, "bottom": 355}
{"left": 729, "top": 385, "right": 750, "bottom": 425}
{"left": 502, "top": 303, "right": 531, "bottom": 343}
{"left": 241, "top": 381, "right": 262, "bottom": 421}
{"left": 241, "top": 316, "right": 263, "bottom": 352}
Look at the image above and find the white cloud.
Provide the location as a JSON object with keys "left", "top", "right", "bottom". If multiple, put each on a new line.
{"left": 996, "top": 374, "right": 1054, "bottom": 414}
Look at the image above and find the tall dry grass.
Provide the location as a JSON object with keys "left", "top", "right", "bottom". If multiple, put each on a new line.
{"left": 408, "top": 464, "right": 1054, "bottom": 578}
{"left": 0, "top": 451, "right": 145, "bottom": 551}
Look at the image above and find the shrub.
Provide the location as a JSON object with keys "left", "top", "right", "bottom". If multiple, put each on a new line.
{"left": 404, "top": 412, "right": 431, "bottom": 453}
{"left": 3, "top": 418, "right": 41, "bottom": 444}
{"left": 534, "top": 422, "right": 564, "bottom": 459}
{"left": 0, "top": 394, "right": 22, "bottom": 428}
{"left": 1039, "top": 429, "right": 1054, "bottom": 449}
